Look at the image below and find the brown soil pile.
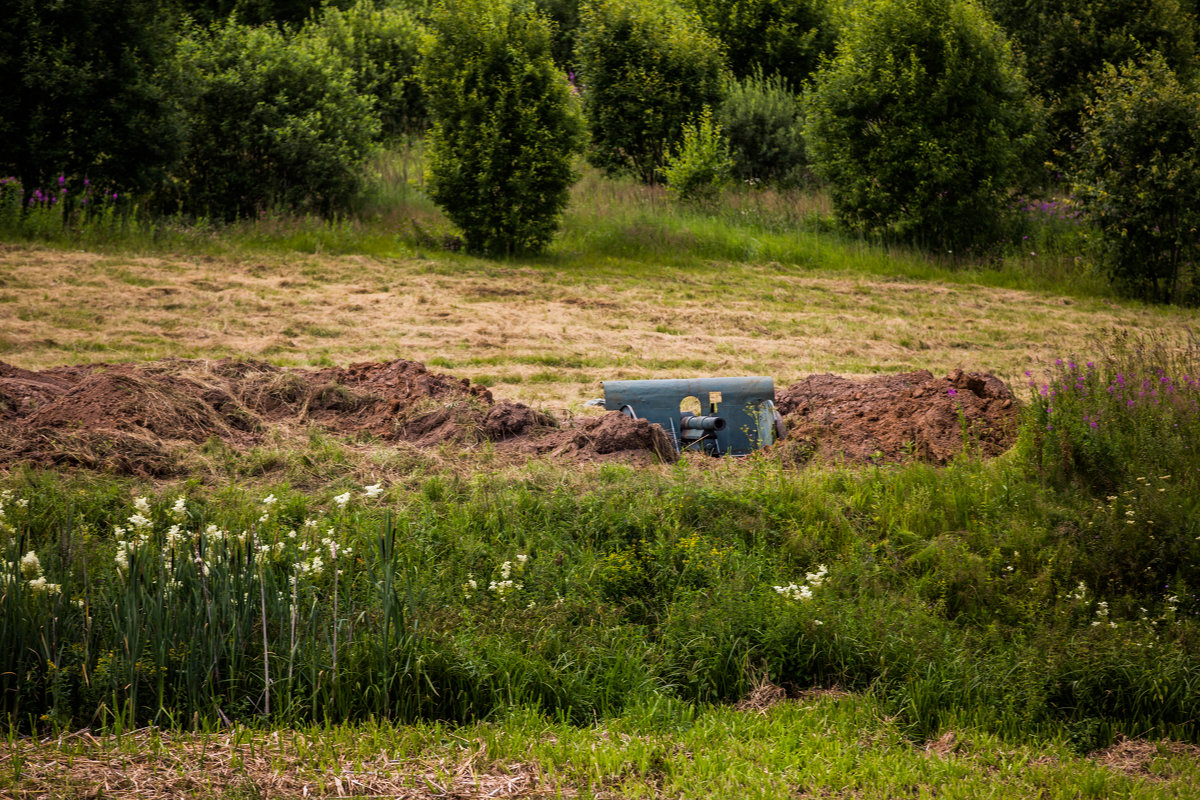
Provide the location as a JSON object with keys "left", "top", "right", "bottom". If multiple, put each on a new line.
{"left": 0, "top": 358, "right": 669, "bottom": 476}
{"left": 772, "top": 369, "right": 1019, "bottom": 465}
{"left": 0, "top": 358, "right": 1019, "bottom": 477}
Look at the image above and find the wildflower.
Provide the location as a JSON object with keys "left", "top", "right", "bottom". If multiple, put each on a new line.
{"left": 171, "top": 497, "right": 187, "bottom": 520}
{"left": 262, "top": 494, "right": 277, "bottom": 507}
{"left": 134, "top": 497, "right": 151, "bottom": 515}
{"left": 20, "top": 550, "right": 42, "bottom": 580}
{"left": 128, "top": 513, "right": 151, "bottom": 530}
{"left": 947, "top": 387, "right": 957, "bottom": 397}
{"left": 364, "top": 483, "right": 383, "bottom": 498}
{"left": 333, "top": 492, "right": 351, "bottom": 508}
{"left": 805, "top": 564, "right": 828, "bottom": 587}
{"left": 27, "top": 576, "right": 61, "bottom": 596}
{"left": 463, "top": 574, "right": 477, "bottom": 598}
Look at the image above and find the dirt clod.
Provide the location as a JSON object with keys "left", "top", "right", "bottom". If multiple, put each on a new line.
{"left": 773, "top": 369, "right": 1019, "bottom": 465}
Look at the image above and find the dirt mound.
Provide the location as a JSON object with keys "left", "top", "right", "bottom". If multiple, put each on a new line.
{"left": 0, "top": 359, "right": 667, "bottom": 476}
{"left": 773, "top": 369, "right": 1019, "bottom": 465}
{"left": 533, "top": 412, "right": 679, "bottom": 464}
{"left": 0, "top": 358, "right": 1019, "bottom": 476}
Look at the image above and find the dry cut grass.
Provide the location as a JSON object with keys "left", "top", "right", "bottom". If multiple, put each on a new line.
{"left": 0, "top": 242, "right": 1193, "bottom": 411}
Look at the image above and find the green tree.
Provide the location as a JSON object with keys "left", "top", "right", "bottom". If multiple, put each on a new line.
{"left": 0, "top": 0, "right": 183, "bottom": 196}
{"left": 420, "top": 0, "right": 586, "bottom": 256}
{"left": 684, "top": 0, "right": 836, "bottom": 89}
{"left": 981, "top": 0, "right": 1196, "bottom": 155}
{"left": 169, "top": 19, "right": 380, "bottom": 219}
{"left": 805, "top": 0, "right": 1039, "bottom": 250}
{"left": 306, "top": 0, "right": 432, "bottom": 139}
{"left": 576, "top": 0, "right": 726, "bottom": 183}
{"left": 1072, "top": 55, "right": 1200, "bottom": 304}
{"left": 719, "top": 68, "right": 808, "bottom": 186}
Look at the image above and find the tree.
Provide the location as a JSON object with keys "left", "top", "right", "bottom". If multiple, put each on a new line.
{"left": 981, "top": 0, "right": 1196, "bottom": 155}
{"left": 804, "top": 0, "right": 1039, "bottom": 250}
{"left": 684, "top": 0, "right": 836, "bottom": 89}
{"left": 0, "top": 0, "right": 183, "bottom": 196}
{"left": 169, "top": 19, "right": 379, "bottom": 219}
{"left": 575, "top": 0, "right": 726, "bottom": 183}
{"left": 1073, "top": 55, "right": 1200, "bottom": 304}
{"left": 420, "top": 0, "right": 586, "bottom": 256}
{"left": 306, "top": 0, "right": 432, "bottom": 139}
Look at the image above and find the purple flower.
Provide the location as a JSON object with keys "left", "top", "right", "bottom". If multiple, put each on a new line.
{"left": 58, "top": 174, "right": 65, "bottom": 186}
{"left": 947, "top": 388, "right": 957, "bottom": 397}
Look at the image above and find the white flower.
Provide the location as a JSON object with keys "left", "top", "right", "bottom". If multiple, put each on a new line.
{"left": 15, "top": 499, "right": 27, "bottom": 509}
{"left": 516, "top": 554, "right": 528, "bottom": 564}
{"left": 364, "top": 483, "right": 383, "bottom": 498}
{"left": 333, "top": 492, "right": 351, "bottom": 508}
{"left": 773, "top": 583, "right": 813, "bottom": 602}
{"left": 134, "top": 497, "right": 151, "bottom": 515}
{"left": 805, "top": 564, "right": 828, "bottom": 587}
{"left": 171, "top": 497, "right": 187, "bottom": 520}
{"left": 27, "top": 576, "right": 61, "bottom": 596}
{"left": 128, "top": 513, "right": 151, "bottom": 530}
{"left": 262, "top": 494, "right": 277, "bottom": 507}
{"left": 500, "top": 561, "right": 513, "bottom": 580}
{"left": 1096, "top": 601, "right": 1109, "bottom": 618}
{"left": 114, "top": 548, "right": 130, "bottom": 574}
{"left": 20, "top": 550, "right": 42, "bottom": 580}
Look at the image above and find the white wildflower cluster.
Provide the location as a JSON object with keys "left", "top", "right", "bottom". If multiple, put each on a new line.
{"left": 114, "top": 498, "right": 157, "bottom": 576}
{"left": 1090, "top": 600, "right": 1117, "bottom": 628}
{"left": 775, "top": 564, "right": 827, "bottom": 602}
{"left": 0, "top": 489, "right": 18, "bottom": 539}
{"left": 463, "top": 573, "right": 478, "bottom": 599}
{"left": 333, "top": 492, "right": 351, "bottom": 509}
{"left": 1066, "top": 581, "right": 1088, "bottom": 601}
{"left": 364, "top": 483, "right": 383, "bottom": 499}
{"left": 487, "top": 555, "right": 527, "bottom": 602}
{"left": 16, "top": 550, "right": 61, "bottom": 596}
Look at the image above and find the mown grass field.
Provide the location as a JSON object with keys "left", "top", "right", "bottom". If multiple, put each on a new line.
{"left": 2, "top": 165, "right": 1199, "bottom": 799}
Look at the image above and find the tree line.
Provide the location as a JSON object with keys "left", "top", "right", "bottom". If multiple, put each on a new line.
{"left": 2, "top": 0, "right": 1199, "bottom": 302}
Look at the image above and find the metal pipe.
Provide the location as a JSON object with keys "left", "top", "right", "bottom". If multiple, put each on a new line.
{"left": 680, "top": 413, "right": 726, "bottom": 432}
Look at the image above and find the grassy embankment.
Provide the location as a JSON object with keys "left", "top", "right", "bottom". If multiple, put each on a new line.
{"left": 1, "top": 153, "right": 1199, "bottom": 798}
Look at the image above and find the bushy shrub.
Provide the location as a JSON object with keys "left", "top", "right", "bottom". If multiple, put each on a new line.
{"left": 169, "top": 20, "right": 379, "bottom": 220}
{"left": 683, "top": 0, "right": 836, "bottom": 89}
{"left": 576, "top": 0, "right": 726, "bottom": 183}
{"left": 306, "top": 0, "right": 431, "bottom": 140}
{"left": 981, "top": 0, "right": 1196, "bottom": 155}
{"left": 1071, "top": 55, "right": 1200, "bottom": 304}
{"left": 420, "top": 0, "right": 585, "bottom": 256}
{"left": 804, "top": 0, "right": 1039, "bottom": 250}
{"left": 662, "top": 107, "right": 732, "bottom": 204}
{"left": 0, "top": 0, "right": 182, "bottom": 196}
{"left": 719, "top": 69, "right": 807, "bottom": 187}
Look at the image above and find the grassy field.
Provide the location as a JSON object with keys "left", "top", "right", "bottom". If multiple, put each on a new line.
{"left": 2, "top": 164, "right": 1199, "bottom": 798}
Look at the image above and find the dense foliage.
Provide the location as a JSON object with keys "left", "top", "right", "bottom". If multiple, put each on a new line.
{"left": 0, "top": 0, "right": 183, "bottom": 197}
{"left": 805, "top": 0, "right": 1039, "bottom": 249}
{"left": 1072, "top": 55, "right": 1200, "bottom": 304}
{"left": 982, "top": 0, "right": 1197, "bottom": 155}
{"left": 168, "top": 20, "right": 379, "bottom": 220}
{"left": 576, "top": 0, "right": 726, "bottom": 183}
{"left": 305, "top": 0, "right": 432, "bottom": 140}
{"left": 684, "top": 0, "right": 836, "bottom": 89}
{"left": 420, "top": 0, "right": 585, "bottom": 255}
{"left": 719, "top": 69, "right": 808, "bottom": 187}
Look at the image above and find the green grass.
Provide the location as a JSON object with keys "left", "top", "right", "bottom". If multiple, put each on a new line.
{"left": 3, "top": 148, "right": 1200, "bottom": 794}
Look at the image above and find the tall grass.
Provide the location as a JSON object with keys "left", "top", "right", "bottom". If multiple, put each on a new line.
{"left": 1, "top": 151, "right": 1111, "bottom": 299}
{"left": 3, "top": 337, "right": 1198, "bottom": 749}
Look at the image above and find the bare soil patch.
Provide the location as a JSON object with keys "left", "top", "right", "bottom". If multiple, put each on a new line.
{"left": 773, "top": 369, "right": 1019, "bottom": 465}
{"left": 0, "top": 357, "right": 1019, "bottom": 476}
